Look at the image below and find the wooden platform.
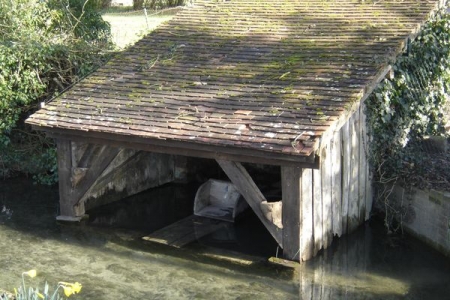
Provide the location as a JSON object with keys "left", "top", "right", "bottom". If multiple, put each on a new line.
{"left": 142, "top": 215, "right": 228, "bottom": 248}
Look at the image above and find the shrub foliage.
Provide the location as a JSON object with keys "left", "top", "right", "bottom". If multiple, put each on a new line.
{"left": 0, "top": 0, "right": 112, "bottom": 184}
{"left": 365, "top": 10, "right": 450, "bottom": 231}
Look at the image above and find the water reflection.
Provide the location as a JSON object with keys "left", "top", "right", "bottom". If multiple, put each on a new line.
{"left": 1, "top": 178, "right": 450, "bottom": 299}
{"left": 299, "top": 221, "right": 450, "bottom": 299}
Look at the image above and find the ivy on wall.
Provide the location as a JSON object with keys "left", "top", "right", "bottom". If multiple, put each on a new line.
{"left": 365, "top": 9, "right": 450, "bottom": 231}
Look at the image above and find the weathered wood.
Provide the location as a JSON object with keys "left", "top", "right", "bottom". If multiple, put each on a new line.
{"left": 267, "top": 257, "right": 299, "bottom": 269}
{"left": 312, "top": 167, "right": 323, "bottom": 255}
{"left": 341, "top": 121, "right": 351, "bottom": 235}
{"left": 321, "top": 144, "right": 333, "bottom": 249}
{"left": 260, "top": 201, "right": 283, "bottom": 229}
{"left": 216, "top": 160, "right": 283, "bottom": 246}
{"left": 70, "top": 145, "right": 121, "bottom": 205}
{"left": 71, "top": 142, "right": 89, "bottom": 168}
{"left": 348, "top": 112, "right": 360, "bottom": 233}
{"left": 281, "top": 166, "right": 301, "bottom": 261}
{"left": 57, "top": 141, "right": 173, "bottom": 219}
{"left": 76, "top": 144, "right": 99, "bottom": 168}
{"left": 78, "top": 150, "right": 174, "bottom": 212}
{"left": 46, "top": 130, "right": 319, "bottom": 168}
{"left": 282, "top": 166, "right": 314, "bottom": 261}
{"left": 27, "top": 0, "right": 440, "bottom": 168}
{"left": 143, "top": 215, "right": 227, "bottom": 248}
{"left": 318, "top": 65, "right": 393, "bottom": 150}
{"left": 362, "top": 102, "right": 374, "bottom": 221}
{"left": 331, "top": 130, "right": 342, "bottom": 237}
{"left": 56, "top": 139, "right": 75, "bottom": 216}
{"left": 358, "top": 105, "right": 367, "bottom": 223}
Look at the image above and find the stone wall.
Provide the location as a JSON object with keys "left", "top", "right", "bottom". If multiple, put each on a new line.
{"left": 390, "top": 185, "right": 450, "bottom": 257}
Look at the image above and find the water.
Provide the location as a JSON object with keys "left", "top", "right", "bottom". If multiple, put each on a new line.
{"left": 1, "top": 178, "right": 450, "bottom": 299}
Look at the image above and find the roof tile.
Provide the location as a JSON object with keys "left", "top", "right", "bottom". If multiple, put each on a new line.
{"left": 26, "top": 0, "right": 443, "bottom": 159}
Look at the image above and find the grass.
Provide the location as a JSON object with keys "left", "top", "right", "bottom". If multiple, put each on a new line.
{"left": 102, "top": 8, "right": 180, "bottom": 49}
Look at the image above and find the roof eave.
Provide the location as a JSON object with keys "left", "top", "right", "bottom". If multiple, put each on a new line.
{"left": 33, "top": 125, "right": 320, "bottom": 168}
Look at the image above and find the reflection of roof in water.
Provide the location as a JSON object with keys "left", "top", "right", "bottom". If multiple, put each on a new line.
{"left": 26, "top": 0, "right": 443, "bottom": 163}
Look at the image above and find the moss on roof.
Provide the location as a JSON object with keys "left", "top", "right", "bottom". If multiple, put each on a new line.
{"left": 26, "top": 0, "right": 444, "bottom": 158}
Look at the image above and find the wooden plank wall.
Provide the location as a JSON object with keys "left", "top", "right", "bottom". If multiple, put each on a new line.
{"left": 293, "top": 105, "right": 372, "bottom": 261}
{"left": 55, "top": 140, "right": 176, "bottom": 218}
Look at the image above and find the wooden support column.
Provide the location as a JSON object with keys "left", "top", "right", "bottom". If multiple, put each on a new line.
{"left": 281, "top": 166, "right": 313, "bottom": 262}
{"left": 348, "top": 111, "right": 360, "bottom": 232}
{"left": 216, "top": 160, "right": 282, "bottom": 246}
{"left": 361, "top": 102, "right": 373, "bottom": 221}
{"left": 341, "top": 122, "right": 351, "bottom": 234}
{"left": 331, "top": 130, "right": 343, "bottom": 237}
{"left": 55, "top": 139, "right": 120, "bottom": 220}
{"left": 56, "top": 139, "right": 74, "bottom": 217}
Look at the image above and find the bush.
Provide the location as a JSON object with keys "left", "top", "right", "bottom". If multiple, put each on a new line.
{"left": 365, "top": 10, "right": 450, "bottom": 231}
{"left": 0, "top": 0, "right": 113, "bottom": 184}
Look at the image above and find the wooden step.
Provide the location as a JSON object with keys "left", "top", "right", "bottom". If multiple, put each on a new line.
{"left": 142, "top": 215, "right": 228, "bottom": 248}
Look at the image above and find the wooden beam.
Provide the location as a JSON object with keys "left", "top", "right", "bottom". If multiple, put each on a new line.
{"left": 56, "top": 139, "right": 74, "bottom": 216}
{"left": 143, "top": 215, "right": 227, "bottom": 248}
{"left": 281, "top": 166, "right": 314, "bottom": 261}
{"left": 361, "top": 102, "right": 373, "bottom": 221}
{"left": 341, "top": 122, "right": 350, "bottom": 235}
{"left": 56, "top": 139, "right": 121, "bottom": 218}
{"left": 358, "top": 104, "right": 367, "bottom": 223}
{"left": 216, "top": 160, "right": 282, "bottom": 246}
{"left": 69, "top": 145, "right": 121, "bottom": 206}
{"left": 312, "top": 167, "right": 323, "bottom": 256}
{"left": 42, "top": 128, "right": 319, "bottom": 168}
{"left": 321, "top": 144, "right": 333, "bottom": 249}
{"left": 348, "top": 112, "right": 360, "bottom": 233}
{"left": 77, "top": 144, "right": 100, "bottom": 168}
{"left": 331, "top": 130, "right": 343, "bottom": 237}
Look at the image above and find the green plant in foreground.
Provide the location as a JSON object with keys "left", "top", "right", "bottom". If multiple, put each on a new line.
{"left": 0, "top": 270, "right": 82, "bottom": 300}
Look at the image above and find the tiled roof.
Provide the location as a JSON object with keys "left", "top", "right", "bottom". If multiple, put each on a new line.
{"left": 26, "top": 0, "right": 443, "bottom": 161}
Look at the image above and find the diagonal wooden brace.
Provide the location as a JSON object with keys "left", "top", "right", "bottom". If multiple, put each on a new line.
{"left": 56, "top": 139, "right": 120, "bottom": 218}
{"left": 216, "top": 159, "right": 283, "bottom": 247}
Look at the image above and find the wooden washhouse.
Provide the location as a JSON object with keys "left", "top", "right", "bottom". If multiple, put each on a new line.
{"left": 26, "top": 0, "right": 446, "bottom": 261}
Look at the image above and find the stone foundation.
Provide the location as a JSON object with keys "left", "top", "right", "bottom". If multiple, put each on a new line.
{"left": 390, "top": 185, "right": 450, "bottom": 257}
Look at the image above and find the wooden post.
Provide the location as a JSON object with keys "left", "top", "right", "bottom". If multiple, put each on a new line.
{"left": 359, "top": 105, "right": 367, "bottom": 223}
{"left": 312, "top": 167, "right": 323, "bottom": 255}
{"left": 341, "top": 121, "right": 350, "bottom": 235}
{"left": 56, "top": 139, "right": 75, "bottom": 217}
{"left": 362, "top": 102, "right": 373, "bottom": 221}
{"left": 282, "top": 166, "right": 313, "bottom": 261}
{"left": 321, "top": 144, "right": 333, "bottom": 249}
{"left": 331, "top": 130, "right": 342, "bottom": 237}
{"left": 56, "top": 141, "right": 121, "bottom": 220}
{"left": 348, "top": 112, "right": 360, "bottom": 233}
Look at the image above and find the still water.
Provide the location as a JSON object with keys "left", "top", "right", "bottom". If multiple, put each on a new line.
{"left": 1, "top": 178, "right": 450, "bottom": 299}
